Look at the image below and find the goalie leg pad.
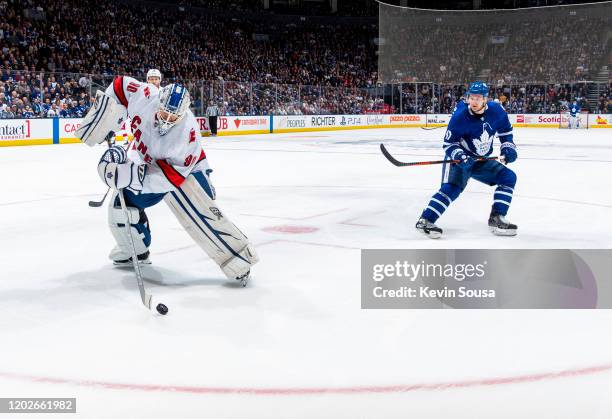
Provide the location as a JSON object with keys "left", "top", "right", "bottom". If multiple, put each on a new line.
{"left": 164, "top": 171, "right": 259, "bottom": 279}
{"left": 108, "top": 192, "right": 151, "bottom": 263}
{"left": 75, "top": 90, "right": 126, "bottom": 147}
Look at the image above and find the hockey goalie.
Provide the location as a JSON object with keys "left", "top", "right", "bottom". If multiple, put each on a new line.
{"left": 75, "top": 76, "right": 258, "bottom": 285}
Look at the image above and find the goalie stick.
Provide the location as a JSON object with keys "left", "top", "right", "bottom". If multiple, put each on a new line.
{"left": 118, "top": 188, "right": 153, "bottom": 311}
{"left": 380, "top": 143, "right": 499, "bottom": 167}
{"left": 88, "top": 188, "right": 110, "bottom": 208}
{"left": 88, "top": 133, "right": 117, "bottom": 208}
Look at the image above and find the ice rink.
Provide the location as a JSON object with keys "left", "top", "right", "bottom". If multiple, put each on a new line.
{"left": 1, "top": 127, "right": 611, "bottom": 418}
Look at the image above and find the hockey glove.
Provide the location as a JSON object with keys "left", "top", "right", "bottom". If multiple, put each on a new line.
{"left": 454, "top": 150, "right": 474, "bottom": 170}
{"left": 500, "top": 142, "right": 517, "bottom": 164}
{"left": 97, "top": 146, "right": 146, "bottom": 191}
{"left": 100, "top": 145, "right": 127, "bottom": 164}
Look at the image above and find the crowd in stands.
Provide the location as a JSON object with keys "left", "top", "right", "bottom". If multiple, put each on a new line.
{"left": 405, "top": 83, "right": 612, "bottom": 115}
{"left": 380, "top": 8, "right": 609, "bottom": 84}
{"left": 0, "top": 70, "right": 93, "bottom": 118}
{"left": 597, "top": 89, "right": 612, "bottom": 113}
{"left": 0, "top": 0, "right": 378, "bottom": 86}
{"left": 153, "top": 0, "right": 377, "bottom": 17}
{"left": 167, "top": 0, "right": 264, "bottom": 13}
{"left": 485, "top": 16, "right": 608, "bottom": 84}
{"left": 197, "top": 81, "right": 390, "bottom": 116}
{"left": 0, "top": 0, "right": 609, "bottom": 118}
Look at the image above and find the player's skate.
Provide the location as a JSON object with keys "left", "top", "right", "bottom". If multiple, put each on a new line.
{"left": 415, "top": 217, "right": 442, "bottom": 239}
{"left": 111, "top": 247, "right": 152, "bottom": 266}
{"left": 488, "top": 211, "right": 517, "bottom": 236}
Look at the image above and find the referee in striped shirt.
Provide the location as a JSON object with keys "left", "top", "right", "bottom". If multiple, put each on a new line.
{"left": 206, "top": 102, "right": 220, "bottom": 136}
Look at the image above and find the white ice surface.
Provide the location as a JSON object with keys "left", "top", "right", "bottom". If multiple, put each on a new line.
{"left": 0, "top": 128, "right": 611, "bottom": 418}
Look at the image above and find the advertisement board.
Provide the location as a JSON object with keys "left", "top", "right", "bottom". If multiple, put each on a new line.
{"left": 197, "top": 116, "right": 270, "bottom": 136}
{"left": 0, "top": 119, "right": 53, "bottom": 146}
{"left": 1, "top": 114, "right": 611, "bottom": 147}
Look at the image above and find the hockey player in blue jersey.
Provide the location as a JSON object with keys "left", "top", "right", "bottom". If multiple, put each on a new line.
{"left": 452, "top": 97, "right": 467, "bottom": 114}
{"left": 416, "top": 81, "right": 518, "bottom": 238}
{"left": 568, "top": 100, "right": 581, "bottom": 128}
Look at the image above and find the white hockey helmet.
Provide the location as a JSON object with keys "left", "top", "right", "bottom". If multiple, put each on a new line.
{"left": 147, "top": 69, "right": 162, "bottom": 81}
{"left": 157, "top": 83, "right": 191, "bottom": 136}
{"left": 147, "top": 68, "right": 161, "bottom": 87}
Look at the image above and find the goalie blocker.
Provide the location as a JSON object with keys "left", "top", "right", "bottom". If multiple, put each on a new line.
{"left": 164, "top": 171, "right": 259, "bottom": 280}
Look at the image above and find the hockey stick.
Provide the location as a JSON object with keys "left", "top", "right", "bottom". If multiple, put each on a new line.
{"left": 88, "top": 188, "right": 110, "bottom": 207}
{"left": 118, "top": 188, "right": 153, "bottom": 310}
{"left": 380, "top": 143, "right": 498, "bottom": 167}
{"left": 421, "top": 126, "right": 445, "bottom": 130}
{"left": 88, "top": 133, "right": 116, "bottom": 208}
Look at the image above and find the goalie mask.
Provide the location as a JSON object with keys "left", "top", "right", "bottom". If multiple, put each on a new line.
{"left": 157, "top": 83, "right": 190, "bottom": 136}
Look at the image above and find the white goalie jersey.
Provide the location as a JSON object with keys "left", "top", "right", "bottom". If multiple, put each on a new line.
{"left": 104, "top": 76, "right": 209, "bottom": 194}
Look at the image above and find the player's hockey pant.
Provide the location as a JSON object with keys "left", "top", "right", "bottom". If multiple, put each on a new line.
{"left": 422, "top": 159, "right": 517, "bottom": 223}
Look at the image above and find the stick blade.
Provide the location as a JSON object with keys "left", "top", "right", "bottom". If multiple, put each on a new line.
{"left": 379, "top": 143, "right": 408, "bottom": 167}
{"left": 143, "top": 293, "right": 153, "bottom": 310}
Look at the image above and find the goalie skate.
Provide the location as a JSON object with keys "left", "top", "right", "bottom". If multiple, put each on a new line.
{"left": 112, "top": 249, "right": 152, "bottom": 266}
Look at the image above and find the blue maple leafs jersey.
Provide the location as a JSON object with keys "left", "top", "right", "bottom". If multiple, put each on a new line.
{"left": 568, "top": 103, "right": 581, "bottom": 117}
{"left": 443, "top": 101, "right": 514, "bottom": 159}
{"left": 451, "top": 98, "right": 467, "bottom": 115}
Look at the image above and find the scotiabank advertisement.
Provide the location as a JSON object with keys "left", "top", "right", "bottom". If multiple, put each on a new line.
{"left": 510, "top": 113, "right": 612, "bottom": 128}
{"left": 510, "top": 114, "right": 559, "bottom": 126}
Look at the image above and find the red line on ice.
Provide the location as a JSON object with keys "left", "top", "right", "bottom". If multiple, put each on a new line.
{"left": 1, "top": 364, "right": 610, "bottom": 396}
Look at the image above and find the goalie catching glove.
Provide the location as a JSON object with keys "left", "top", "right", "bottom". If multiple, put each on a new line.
{"left": 97, "top": 145, "right": 146, "bottom": 192}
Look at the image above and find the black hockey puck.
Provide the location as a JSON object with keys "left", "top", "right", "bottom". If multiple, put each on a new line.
{"left": 156, "top": 303, "right": 168, "bottom": 315}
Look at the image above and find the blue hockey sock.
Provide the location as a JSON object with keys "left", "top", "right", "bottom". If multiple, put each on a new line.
{"left": 421, "top": 184, "right": 461, "bottom": 222}
{"left": 492, "top": 168, "right": 517, "bottom": 216}
{"left": 492, "top": 185, "right": 514, "bottom": 215}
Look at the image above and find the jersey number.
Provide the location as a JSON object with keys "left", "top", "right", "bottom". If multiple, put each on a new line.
{"left": 184, "top": 155, "right": 195, "bottom": 166}
{"left": 127, "top": 82, "right": 140, "bottom": 93}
